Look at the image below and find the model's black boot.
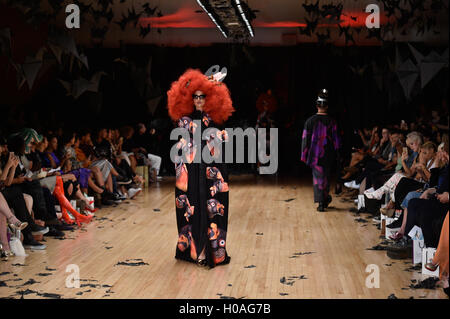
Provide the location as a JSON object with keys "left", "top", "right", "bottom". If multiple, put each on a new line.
{"left": 317, "top": 202, "right": 325, "bottom": 212}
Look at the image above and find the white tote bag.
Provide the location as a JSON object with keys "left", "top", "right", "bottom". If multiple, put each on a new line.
{"left": 9, "top": 229, "right": 27, "bottom": 257}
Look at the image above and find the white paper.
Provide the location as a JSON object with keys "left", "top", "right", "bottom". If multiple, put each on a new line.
{"left": 408, "top": 225, "right": 424, "bottom": 240}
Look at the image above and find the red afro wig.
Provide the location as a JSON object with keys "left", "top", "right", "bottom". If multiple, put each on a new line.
{"left": 167, "top": 69, "right": 234, "bottom": 125}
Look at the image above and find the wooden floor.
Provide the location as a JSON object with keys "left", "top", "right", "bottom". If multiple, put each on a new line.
{"left": 0, "top": 175, "right": 447, "bottom": 299}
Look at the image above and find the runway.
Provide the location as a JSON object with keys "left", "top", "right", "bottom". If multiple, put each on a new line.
{"left": 0, "top": 175, "right": 447, "bottom": 299}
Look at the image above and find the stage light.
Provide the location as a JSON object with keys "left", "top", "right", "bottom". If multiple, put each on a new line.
{"left": 234, "top": 0, "right": 254, "bottom": 37}
{"left": 196, "top": 0, "right": 228, "bottom": 38}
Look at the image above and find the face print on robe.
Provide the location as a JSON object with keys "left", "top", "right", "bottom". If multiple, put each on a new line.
{"left": 207, "top": 199, "right": 225, "bottom": 219}
{"left": 178, "top": 116, "right": 198, "bottom": 134}
{"left": 175, "top": 161, "right": 188, "bottom": 192}
{"left": 177, "top": 224, "right": 197, "bottom": 260}
{"left": 210, "top": 180, "right": 229, "bottom": 196}
{"left": 205, "top": 129, "right": 228, "bottom": 158}
{"left": 202, "top": 113, "right": 212, "bottom": 127}
{"left": 176, "top": 137, "right": 197, "bottom": 164}
{"left": 206, "top": 166, "right": 224, "bottom": 181}
{"left": 206, "top": 166, "right": 229, "bottom": 196}
{"left": 208, "top": 223, "right": 227, "bottom": 264}
{"left": 176, "top": 194, "right": 195, "bottom": 222}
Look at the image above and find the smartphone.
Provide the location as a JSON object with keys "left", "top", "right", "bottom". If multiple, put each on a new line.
{"left": 403, "top": 147, "right": 408, "bottom": 154}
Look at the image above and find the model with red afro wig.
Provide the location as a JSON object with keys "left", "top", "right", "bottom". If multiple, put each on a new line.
{"left": 167, "top": 69, "right": 234, "bottom": 125}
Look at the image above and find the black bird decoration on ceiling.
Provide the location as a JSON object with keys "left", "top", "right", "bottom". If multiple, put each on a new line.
{"left": 126, "top": 6, "right": 142, "bottom": 28}
{"left": 366, "top": 27, "right": 383, "bottom": 42}
{"left": 338, "top": 24, "right": 355, "bottom": 46}
{"left": 316, "top": 29, "right": 331, "bottom": 45}
{"left": 91, "top": 26, "right": 109, "bottom": 41}
{"left": 73, "top": 0, "right": 92, "bottom": 15}
{"left": 139, "top": 24, "right": 152, "bottom": 38}
{"left": 143, "top": 3, "right": 158, "bottom": 16}
{"left": 299, "top": 17, "right": 319, "bottom": 37}
{"left": 302, "top": 0, "right": 321, "bottom": 17}
{"left": 320, "top": 2, "right": 343, "bottom": 20}
{"left": 47, "top": 0, "right": 64, "bottom": 14}
{"left": 98, "top": 0, "right": 114, "bottom": 11}
{"left": 116, "top": 14, "right": 129, "bottom": 31}
{"left": 379, "top": 0, "right": 398, "bottom": 18}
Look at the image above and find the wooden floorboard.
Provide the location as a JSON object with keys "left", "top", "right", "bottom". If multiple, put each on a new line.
{"left": 0, "top": 175, "right": 447, "bottom": 299}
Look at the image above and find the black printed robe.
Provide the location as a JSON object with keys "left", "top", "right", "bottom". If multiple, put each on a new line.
{"left": 174, "top": 109, "right": 231, "bottom": 268}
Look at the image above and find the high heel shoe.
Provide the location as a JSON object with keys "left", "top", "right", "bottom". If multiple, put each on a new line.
{"left": 424, "top": 262, "right": 439, "bottom": 272}
{"left": 60, "top": 207, "right": 75, "bottom": 225}
{"left": 389, "top": 231, "right": 404, "bottom": 241}
{"left": 84, "top": 203, "right": 98, "bottom": 213}
{"left": 54, "top": 180, "right": 93, "bottom": 226}
{"left": 7, "top": 217, "right": 28, "bottom": 231}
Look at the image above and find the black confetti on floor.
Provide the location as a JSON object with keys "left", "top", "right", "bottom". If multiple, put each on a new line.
{"left": 36, "top": 273, "right": 53, "bottom": 277}
{"left": 279, "top": 293, "right": 289, "bottom": 296}
{"left": 290, "top": 251, "right": 315, "bottom": 258}
{"left": 220, "top": 296, "right": 235, "bottom": 299}
{"left": 354, "top": 218, "right": 368, "bottom": 223}
{"left": 84, "top": 289, "right": 92, "bottom": 293}
{"left": 80, "top": 283, "right": 101, "bottom": 289}
{"left": 388, "top": 293, "right": 397, "bottom": 299}
{"left": 256, "top": 233, "right": 263, "bottom": 235}
{"left": 153, "top": 208, "right": 161, "bottom": 212}
{"left": 283, "top": 198, "right": 296, "bottom": 202}
{"left": 244, "top": 265, "right": 256, "bottom": 269}
{"left": 280, "top": 275, "right": 307, "bottom": 286}
{"left": 76, "top": 292, "right": 83, "bottom": 296}
{"left": 227, "top": 284, "right": 232, "bottom": 287}
{"left": 409, "top": 277, "right": 439, "bottom": 290}
{"left": 403, "top": 265, "right": 422, "bottom": 272}
{"left": 0, "top": 281, "right": 7, "bottom": 287}
{"left": 39, "top": 292, "right": 62, "bottom": 299}
{"left": 45, "top": 267, "right": 57, "bottom": 271}
{"left": 0, "top": 272, "right": 11, "bottom": 276}
{"left": 15, "top": 278, "right": 40, "bottom": 287}
{"left": 115, "top": 259, "right": 149, "bottom": 267}
{"left": 14, "top": 289, "right": 61, "bottom": 299}
{"left": 15, "top": 289, "right": 38, "bottom": 296}
{"left": 11, "top": 263, "right": 27, "bottom": 267}
{"left": 105, "top": 246, "right": 113, "bottom": 250}
{"left": 366, "top": 245, "right": 387, "bottom": 251}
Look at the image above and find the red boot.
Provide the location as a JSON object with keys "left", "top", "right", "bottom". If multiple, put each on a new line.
{"left": 54, "top": 177, "right": 93, "bottom": 227}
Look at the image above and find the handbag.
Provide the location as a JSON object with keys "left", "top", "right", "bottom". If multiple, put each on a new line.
{"left": 9, "top": 229, "right": 27, "bottom": 257}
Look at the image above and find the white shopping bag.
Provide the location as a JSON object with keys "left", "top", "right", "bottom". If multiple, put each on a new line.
{"left": 9, "top": 230, "right": 27, "bottom": 257}
{"left": 422, "top": 248, "right": 439, "bottom": 277}
{"left": 384, "top": 217, "right": 398, "bottom": 239}
{"left": 408, "top": 226, "right": 425, "bottom": 264}
{"left": 357, "top": 195, "right": 365, "bottom": 211}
